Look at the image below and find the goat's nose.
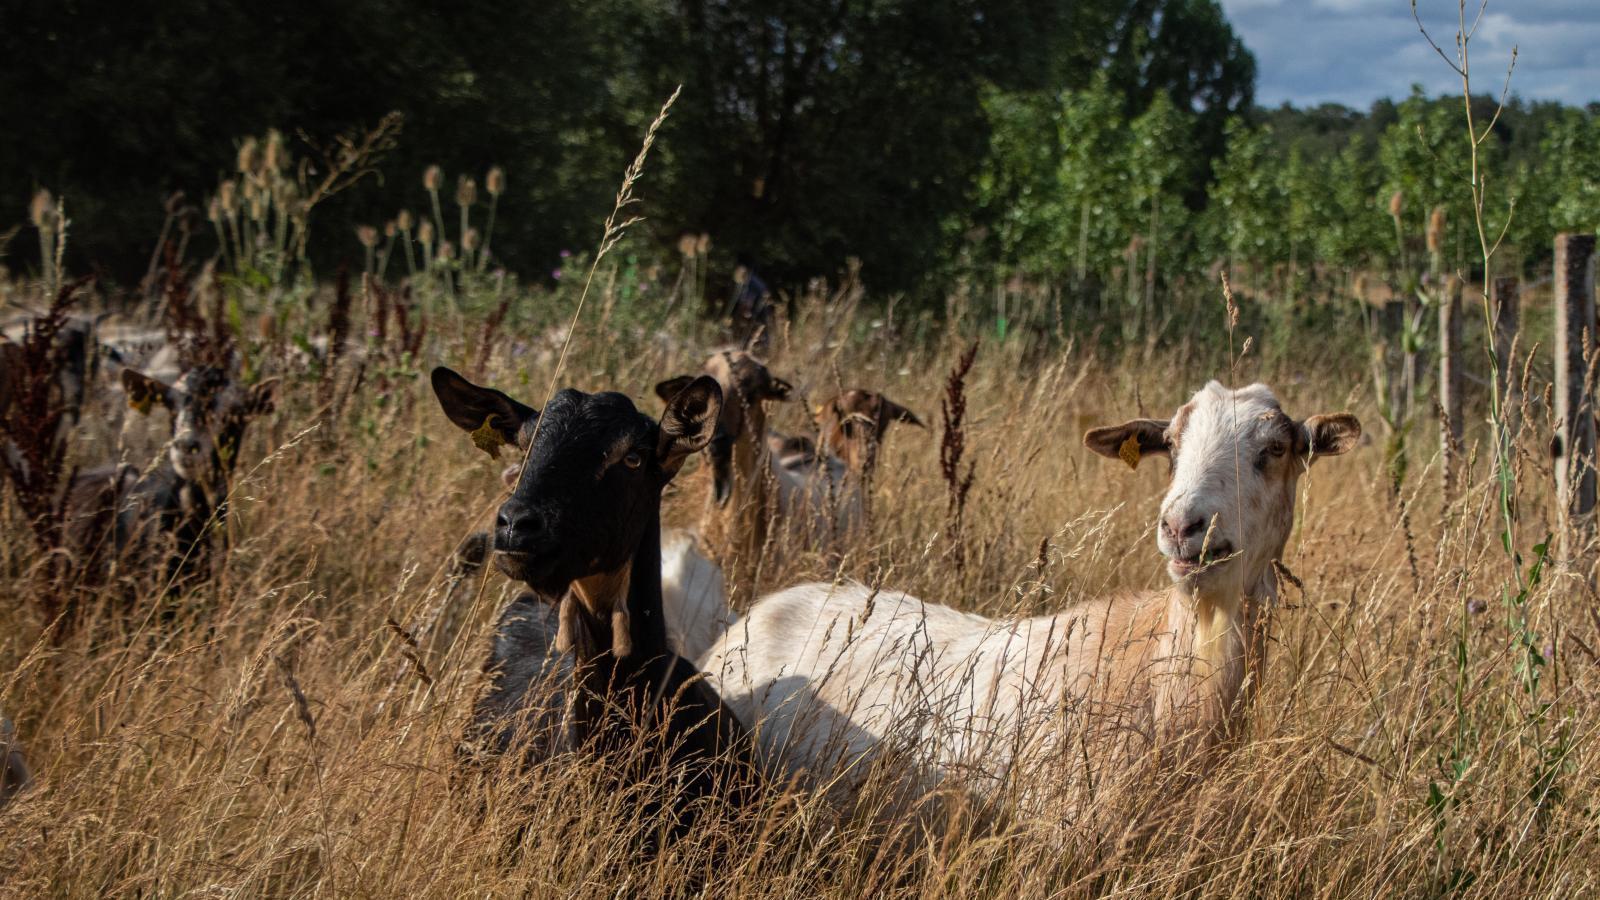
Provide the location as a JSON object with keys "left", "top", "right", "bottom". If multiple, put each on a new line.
{"left": 495, "top": 502, "right": 544, "bottom": 542}
{"left": 178, "top": 437, "right": 201, "bottom": 454}
{"left": 1162, "top": 514, "right": 1206, "bottom": 540}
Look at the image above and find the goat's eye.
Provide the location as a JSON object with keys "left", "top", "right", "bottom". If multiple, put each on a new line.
{"left": 623, "top": 451, "right": 643, "bottom": 470}
{"left": 1256, "top": 443, "right": 1286, "bottom": 470}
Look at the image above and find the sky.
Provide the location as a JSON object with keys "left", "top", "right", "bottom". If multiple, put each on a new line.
{"left": 1217, "top": 0, "right": 1600, "bottom": 109}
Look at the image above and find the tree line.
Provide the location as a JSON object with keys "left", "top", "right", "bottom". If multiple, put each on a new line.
{"left": 4, "top": 0, "right": 1594, "bottom": 303}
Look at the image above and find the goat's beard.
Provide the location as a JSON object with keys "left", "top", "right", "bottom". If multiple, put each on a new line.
{"left": 494, "top": 550, "right": 567, "bottom": 598}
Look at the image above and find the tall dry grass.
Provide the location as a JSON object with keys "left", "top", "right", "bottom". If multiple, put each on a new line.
{"left": 1, "top": 251, "right": 1596, "bottom": 897}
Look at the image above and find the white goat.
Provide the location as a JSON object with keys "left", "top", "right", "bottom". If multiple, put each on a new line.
{"left": 701, "top": 381, "right": 1361, "bottom": 798}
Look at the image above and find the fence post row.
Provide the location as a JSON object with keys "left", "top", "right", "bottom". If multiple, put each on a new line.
{"left": 1553, "top": 232, "right": 1598, "bottom": 561}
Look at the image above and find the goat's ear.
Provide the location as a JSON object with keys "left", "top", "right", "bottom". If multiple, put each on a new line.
{"left": 430, "top": 367, "right": 536, "bottom": 453}
{"left": 1297, "top": 413, "right": 1362, "bottom": 461}
{"left": 121, "top": 369, "right": 174, "bottom": 415}
{"left": 880, "top": 396, "right": 924, "bottom": 428}
{"left": 657, "top": 375, "right": 722, "bottom": 477}
{"left": 1084, "top": 419, "right": 1171, "bottom": 469}
{"left": 763, "top": 376, "right": 793, "bottom": 402}
{"left": 654, "top": 375, "right": 696, "bottom": 404}
{"left": 246, "top": 378, "right": 279, "bottom": 417}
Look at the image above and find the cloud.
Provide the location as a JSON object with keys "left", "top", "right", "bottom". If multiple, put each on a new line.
{"left": 1219, "top": 0, "right": 1600, "bottom": 107}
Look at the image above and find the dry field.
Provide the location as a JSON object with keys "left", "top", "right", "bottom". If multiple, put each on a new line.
{"left": 0, "top": 261, "right": 1595, "bottom": 900}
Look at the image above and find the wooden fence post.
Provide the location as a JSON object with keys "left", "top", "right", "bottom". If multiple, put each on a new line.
{"left": 1492, "top": 276, "right": 1521, "bottom": 437}
{"left": 1554, "top": 233, "right": 1598, "bottom": 560}
{"left": 1440, "top": 275, "right": 1463, "bottom": 496}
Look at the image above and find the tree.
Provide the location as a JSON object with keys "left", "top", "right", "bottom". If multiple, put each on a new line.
{"left": 1103, "top": 0, "right": 1255, "bottom": 198}
{"left": 624, "top": 0, "right": 1081, "bottom": 295}
{"left": 1207, "top": 118, "right": 1285, "bottom": 267}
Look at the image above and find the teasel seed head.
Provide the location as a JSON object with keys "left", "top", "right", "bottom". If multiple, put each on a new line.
{"left": 1426, "top": 205, "right": 1446, "bottom": 254}
{"left": 29, "top": 189, "right": 56, "bottom": 230}
{"left": 263, "top": 129, "right": 286, "bottom": 173}
{"left": 237, "top": 137, "right": 261, "bottom": 176}
{"left": 219, "top": 180, "right": 239, "bottom": 217}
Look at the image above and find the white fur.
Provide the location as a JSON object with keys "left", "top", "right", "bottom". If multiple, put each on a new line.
{"left": 703, "top": 382, "right": 1353, "bottom": 799}
{"left": 768, "top": 445, "right": 863, "bottom": 541}
{"left": 660, "top": 530, "right": 735, "bottom": 661}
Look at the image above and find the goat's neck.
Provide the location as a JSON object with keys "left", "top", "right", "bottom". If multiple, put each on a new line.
{"left": 711, "top": 406, "right": 772, "bottom": 594}
{"left": 1156, "top": 564, "right": 1277, "bottom": 741}
{"left": 563, "top": 508, "right": 675, "bottom": 742}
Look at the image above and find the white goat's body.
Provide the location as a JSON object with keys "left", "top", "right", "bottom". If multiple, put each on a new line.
{"left": 701, "top": 580, "right": 1221, "bottom": 799}
{"left": 660, "top": 530, "right": 735, "bottom": 662}
{"left": 770, "top": 451, "right": 863, "bottom": 540}
{"left": 706, "top": 381, "right": 1361, "bottom": 803}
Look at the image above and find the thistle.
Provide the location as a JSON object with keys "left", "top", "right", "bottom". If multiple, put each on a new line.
{"left": 29, "top": 189, "right": 58, "bottom": 296}
{"left": 263, "top": 129, "right": 286, "bottom": 174}
{"left": 1426, "top": 206, "right": 1447, "bottom": 277}
{"left": 418, "top": 220, "right": 435, "bottom": 274}
{"left": 455, "top": 176, "right": 476, "bottom": 267}
{"left": 480, "top": 166, "right": 505, "bottom": 272}
{"left": 357, "top": 225, "right": 379, "bottom": 275}
{"left": 237, "top": 137, "right": 261, "bottom": 177}
{"left": 397, "top": 209, "right": 416, "bottom": 277}
{"left": 423, "top": 165, "right": 446, "bottom": 249}
{"left": 379, "top": 220, "right": 397, "bottom": 279}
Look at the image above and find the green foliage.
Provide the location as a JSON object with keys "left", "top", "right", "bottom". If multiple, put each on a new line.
{"left": 1208, "top": 117, "right": 1286, "bottom": 263}
{"left": 2, "top": 0, "right": 1595, "bottom": 306}
{"left": 1539, "top": 109, "right": 1600, "bottom": 236}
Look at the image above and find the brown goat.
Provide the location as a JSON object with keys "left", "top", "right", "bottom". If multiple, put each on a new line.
{"left": 655, "top": 350, "right": 791, "bottom": 603}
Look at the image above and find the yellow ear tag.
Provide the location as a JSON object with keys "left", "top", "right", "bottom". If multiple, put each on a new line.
{"left": 1118, "top": 434, "right": 1141, "bottom": 470}
{"left": 128, "top": 393, "right": 153, "bottom": 416}
{"left": 470, "top": 417, "right": 505, "bottom": 459}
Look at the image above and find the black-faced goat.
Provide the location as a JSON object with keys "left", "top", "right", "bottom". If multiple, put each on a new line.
{"left": 66, "top": 366, "right": 276, "bottom": 593}
{"left": 432, "top": 367, "right": 752, "bottom": 839}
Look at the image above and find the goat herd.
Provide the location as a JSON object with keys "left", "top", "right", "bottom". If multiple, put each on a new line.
{"left": 0, "top": 320, "right": 1364, "bottom": 853}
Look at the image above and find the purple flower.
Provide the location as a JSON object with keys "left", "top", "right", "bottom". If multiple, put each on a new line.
{"left": 552, "top": 269, "right": 563, "bottom": 280}
{"left": 559, "top": 249, "right": 571, "bottom": 259}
